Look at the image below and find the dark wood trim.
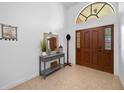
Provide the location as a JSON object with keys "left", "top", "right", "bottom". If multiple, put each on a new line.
{"left": 90, "top": 4, "right": 92, "bottom": 15}
{"left": 76, "top": 30, "right": 82, "bottom": 65}
{"left": 80, "top": 13, "right": 87, "bottom": 19}
{"left": 76, "top": 24, "right": 114, "bottom": 31}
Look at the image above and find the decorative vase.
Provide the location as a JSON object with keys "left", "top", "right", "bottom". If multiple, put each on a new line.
{"left": 42, "top": 52, "right": 47, "bottom": 56}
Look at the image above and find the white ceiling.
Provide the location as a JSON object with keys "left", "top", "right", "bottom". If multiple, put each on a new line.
{"left": 62, "top": 2, "right": 79, "bottom": 8}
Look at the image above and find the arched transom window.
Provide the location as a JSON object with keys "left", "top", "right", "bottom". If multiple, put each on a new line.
{"left": 76, "top": 2, "right": 115, "bottom": 24}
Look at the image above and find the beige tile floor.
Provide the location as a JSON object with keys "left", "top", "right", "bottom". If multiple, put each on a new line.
{"left": 11, "top": 65, "right": 124, "bottom": 90}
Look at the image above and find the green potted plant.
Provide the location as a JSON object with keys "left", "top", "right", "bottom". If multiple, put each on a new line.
{"left": 40, "top": 39, "right": 47, "bottom": 56}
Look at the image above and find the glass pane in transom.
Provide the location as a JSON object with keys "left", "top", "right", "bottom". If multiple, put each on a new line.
{"left": 81, "top": 6, "right": 91, "bottom": 17}
{"left": 92, "top": 3, "right": 105, "bottom": 15}
{"left": 98, "top": 4, "right": 114, "bottom": 17}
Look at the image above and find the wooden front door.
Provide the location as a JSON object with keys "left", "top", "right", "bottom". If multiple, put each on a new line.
{"left": 76, "top": 24, "right": 114, "bottom": 73}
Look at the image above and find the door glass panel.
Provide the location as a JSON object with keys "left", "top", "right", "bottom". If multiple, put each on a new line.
{"left": 77, "top": 32, "right": 80, "bottom": 48}
{"left": 105, "top": 42, "right": 111, "bottom": 50}
{"left": 105, "top": 28, "right": 111, "bottom": 50}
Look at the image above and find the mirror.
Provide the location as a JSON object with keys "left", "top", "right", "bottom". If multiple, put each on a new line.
{"left": 47, "top": 37, "right": 57, "bottom": 51}
{"left": 43, "top": 32, "right": 58, "bottom": 53}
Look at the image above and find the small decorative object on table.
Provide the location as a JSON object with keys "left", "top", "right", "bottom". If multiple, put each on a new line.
{"left": 59, "top": 45, "right": 63, "bottom": 53}
{"left": 40, "top": 39, "right": 47, "bottom": 56}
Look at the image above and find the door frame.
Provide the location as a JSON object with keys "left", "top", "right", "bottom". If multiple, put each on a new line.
{"left": 75, "top": 24, "right": 114, "bottom": 73}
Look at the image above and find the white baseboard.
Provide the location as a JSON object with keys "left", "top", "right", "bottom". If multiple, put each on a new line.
{"left": 0, "top": 72, "right": 39, "bottom": 90}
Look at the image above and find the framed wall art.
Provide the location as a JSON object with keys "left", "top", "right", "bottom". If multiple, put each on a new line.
{"left": 2, "top": 24, "right": 17, "bottom": 41}
{"left": 0, "top": 24, "right": 2, "bottom": 40}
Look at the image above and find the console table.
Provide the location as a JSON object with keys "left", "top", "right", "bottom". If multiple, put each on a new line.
{"left": 39, "top": 53, "right": 65, "bottom": 79}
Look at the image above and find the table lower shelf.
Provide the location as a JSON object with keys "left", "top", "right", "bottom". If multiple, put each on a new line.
{"left": 41, "top": 64, "right": 64, "bottom": 76}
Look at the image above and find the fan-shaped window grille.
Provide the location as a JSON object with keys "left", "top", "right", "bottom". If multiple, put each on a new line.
{"left": 76, "top": 2, "right": 115, "bottom": 24}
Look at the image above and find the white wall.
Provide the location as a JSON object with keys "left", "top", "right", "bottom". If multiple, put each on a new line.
{"left": 67, "top": 2, "right": 120, "bottom": 75}
{"left": 118, "top": 2, "right": 124, "bottom": 87}
{"left": 0, "top": 2, "right": 66, "bottom": 89}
